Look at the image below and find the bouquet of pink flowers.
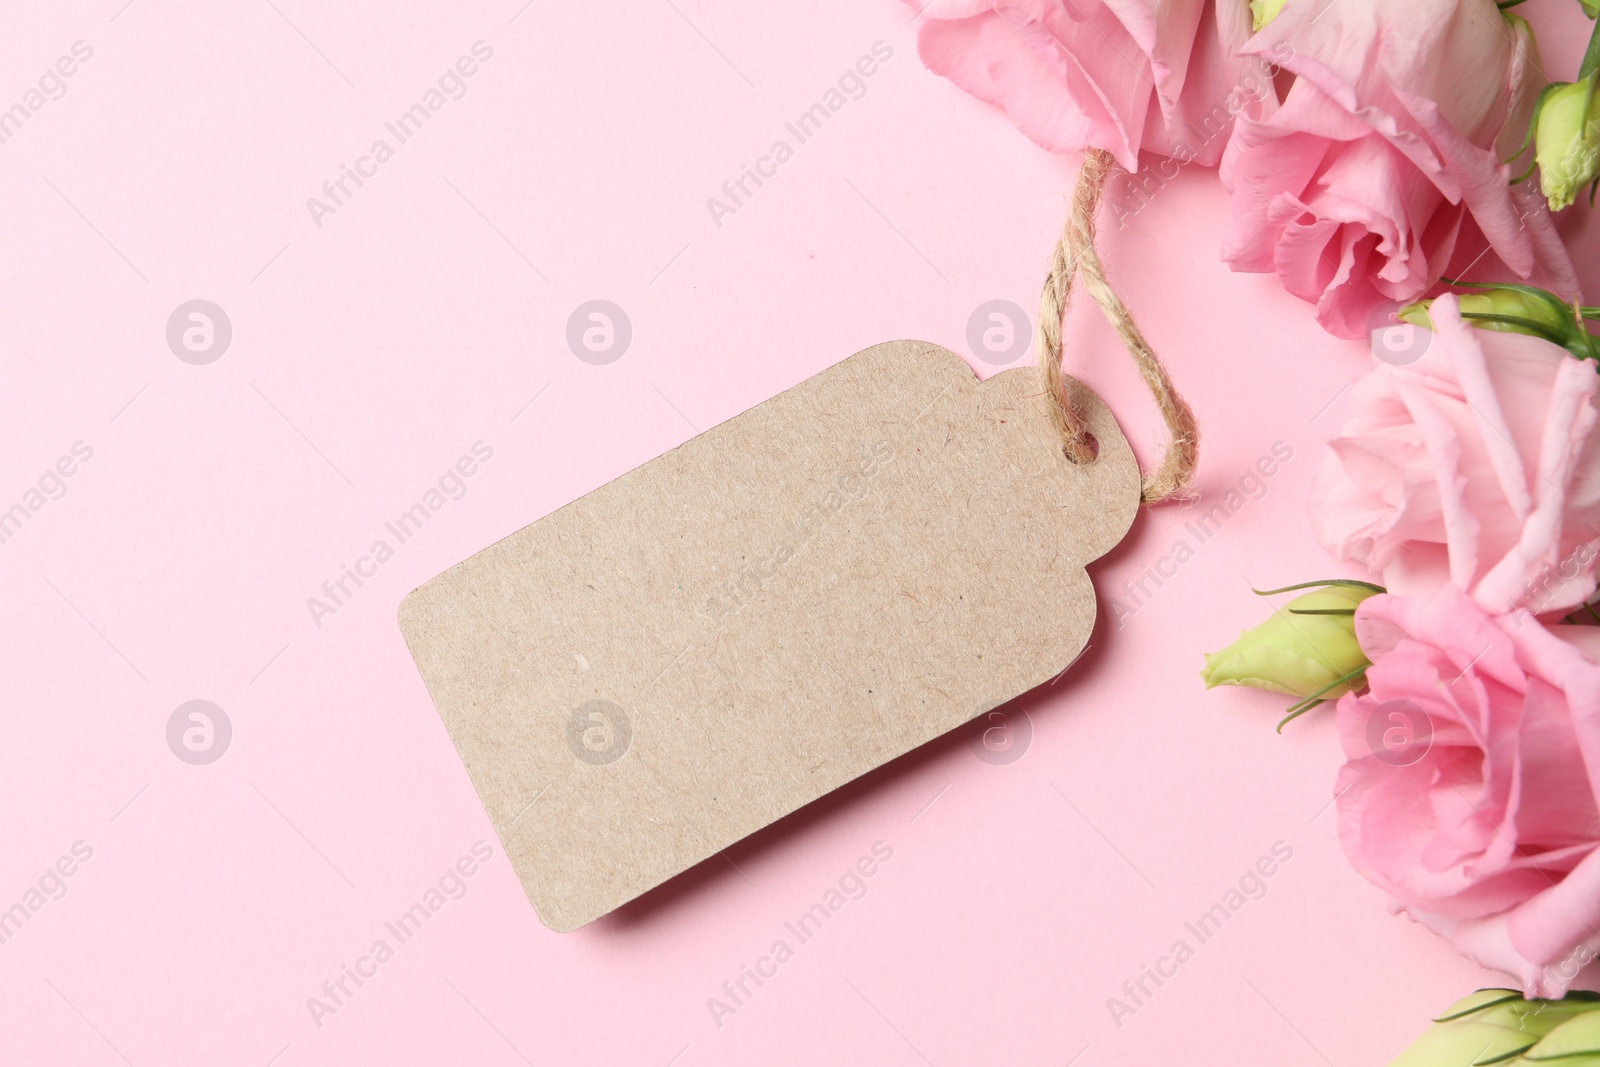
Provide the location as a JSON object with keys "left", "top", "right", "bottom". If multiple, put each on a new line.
{"left": 1202, "top": 288, "right": 1600, "bottom": 1003}
{"left": 905, "top": 0, "right": 1600, "bottom": 1053}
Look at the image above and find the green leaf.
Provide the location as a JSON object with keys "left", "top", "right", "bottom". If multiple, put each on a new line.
{"left": 1275, "top": 664, "right": 1368, "bottom": 732}
{"left": 1457, "top": 312, "right": 1572, "bottom": 345}
{"left": 1433, "top": 989, "right": 1525, "bottom": 1022}
{"left": 1252, "top": 578, "right": 1387, "bottom": 597}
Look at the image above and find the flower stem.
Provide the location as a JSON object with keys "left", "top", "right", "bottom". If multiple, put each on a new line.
{"left": 1582, "top": 15, "right": 1600, "bottom": 80}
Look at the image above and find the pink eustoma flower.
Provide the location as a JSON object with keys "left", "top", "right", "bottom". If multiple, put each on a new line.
{"left": 907, "top": 0, "right": 1273, "bottom": 169}
{"left": 1220, "top": 0, "right": 1578, "bottom": 337}
{"left": 1309, "top": 295, "right": 1600, "bottom": 617}
{"left": 1336, "top": 588, "right": 1600, "bottom": 996}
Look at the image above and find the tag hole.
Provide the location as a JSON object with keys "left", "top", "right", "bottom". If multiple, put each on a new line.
{"left": 1063, "top": 433, "right": 1100, "bottom": 464}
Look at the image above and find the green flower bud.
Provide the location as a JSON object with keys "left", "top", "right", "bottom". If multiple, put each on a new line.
{"left": 1527, "top": 1010, "right": 1600, "bottom": 1062}
{"left": 1398, "top": 284, "right": 1598, "bottom": 362}
{"left": 1250, "top": 0, "right": 1287, "bottom": 30}
{"left": 1401, "top": 287, "right": 1571, "bottom": 337}
{"left": 1536, "top": 73, "right": 1600, "bottom": 211}
{"left": 1201, "top": 584, "right": 1377, "bottom": 699}
{"left": 1389, "top": 989, "right": 1600, "bottom": 1067}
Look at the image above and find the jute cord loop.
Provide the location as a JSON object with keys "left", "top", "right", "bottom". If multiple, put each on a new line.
{"left": 1037, "top": 147, "right": 1199, "bottom": 505}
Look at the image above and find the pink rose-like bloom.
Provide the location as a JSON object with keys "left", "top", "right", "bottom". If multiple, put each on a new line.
{"left": 1336, "top": 588, "right": 1600, "bottom": 996}
{"left": 1220, "top": 0, "right": 1578, "bottom": 338}
{"left": 1309, "top": 295, "right": 1600, "bottom": 617}
{"left": 906, "top": 0, "right": 1272, "bottom": 170}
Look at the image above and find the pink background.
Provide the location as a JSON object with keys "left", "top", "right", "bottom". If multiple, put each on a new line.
{"left": 3, "top": 1, "right": 1597, "bottom": 1064}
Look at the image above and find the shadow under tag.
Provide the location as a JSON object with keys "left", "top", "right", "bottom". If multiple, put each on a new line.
{"left": 399, "top": 340, "right": 1140, "bottom": 931}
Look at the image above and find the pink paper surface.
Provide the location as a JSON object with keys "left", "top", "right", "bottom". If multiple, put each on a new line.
{"left": 2, "top": 2, "right": 1596, "bottom": 1064}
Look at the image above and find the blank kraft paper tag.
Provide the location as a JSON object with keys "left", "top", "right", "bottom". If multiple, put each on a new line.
{"left": 399, "top": 340, "right": 1140, "bottom": 931}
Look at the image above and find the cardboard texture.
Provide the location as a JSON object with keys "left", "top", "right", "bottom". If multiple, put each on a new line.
{"left": 399, "top": 340, "right": 1140, "bottom": 931}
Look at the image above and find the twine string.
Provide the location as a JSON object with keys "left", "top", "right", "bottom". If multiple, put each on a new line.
{"left": 1036, "top": 148, "right": 1199, "bottom": 505}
